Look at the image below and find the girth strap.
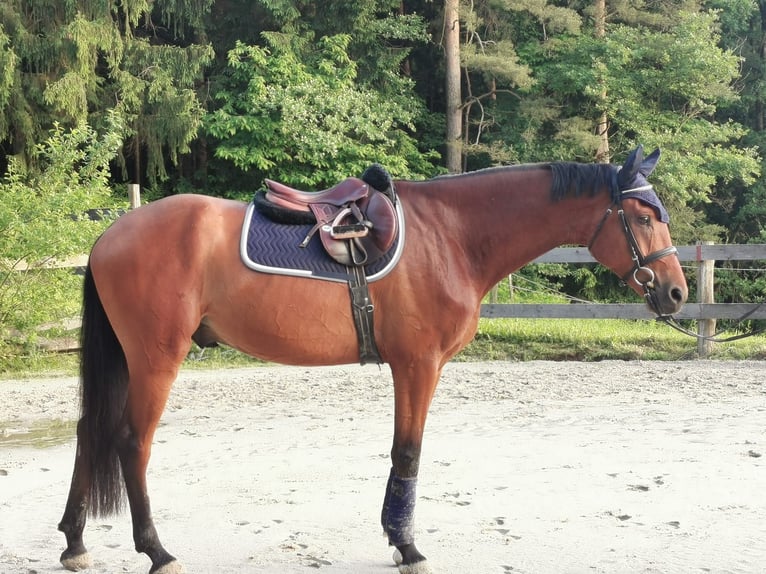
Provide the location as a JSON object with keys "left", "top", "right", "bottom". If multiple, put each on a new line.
{"left": 348, "top": 265, "right": 382, "bottom": 365}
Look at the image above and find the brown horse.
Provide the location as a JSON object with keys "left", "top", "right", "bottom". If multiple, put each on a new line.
{"left": 58, "top": 146, "right": 687, "bottom": 574}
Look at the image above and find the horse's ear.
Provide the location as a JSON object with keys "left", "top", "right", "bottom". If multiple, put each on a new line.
{"left": 639, "top": 148, "right": 661, "bottom": 177}
{"left": 618, "top": 145, "right": 644, "bottom": 187}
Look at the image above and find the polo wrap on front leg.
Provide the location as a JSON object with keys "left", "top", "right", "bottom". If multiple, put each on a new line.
{"left": 381, "top": 467, "right": 418, "bottom": 547}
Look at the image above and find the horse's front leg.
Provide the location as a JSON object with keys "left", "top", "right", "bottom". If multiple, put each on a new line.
{"left": 382, "top": 360, "right": 442, "bottom": 574}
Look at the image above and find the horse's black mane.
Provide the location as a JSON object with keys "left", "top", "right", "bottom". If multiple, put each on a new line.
{"left": 433, "top": 161, "right": 621, "bottom": 203}
{"left": 549, "top": 162, "right": 620, "bottom": 203}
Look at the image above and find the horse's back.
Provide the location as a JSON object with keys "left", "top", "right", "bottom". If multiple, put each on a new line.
{"left": 93, "top": 194, "right": 243, "bottom": 259}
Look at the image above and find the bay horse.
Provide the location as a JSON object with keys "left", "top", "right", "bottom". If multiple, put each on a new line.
{"left": 58, "top": 146, "right": 687, "bottom": 574}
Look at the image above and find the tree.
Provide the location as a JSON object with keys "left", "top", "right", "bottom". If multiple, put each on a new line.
{"left": 0, "top": 114, "right": 125, "bottom": 343}
{"left": 708, "top": 0, "right": 766, "bottom": 244}
{"left": 204, "top": 34, "right": 439, "bottom": 191}
{"left": 448, "top": 0, "right": 580, "bottom": 169}
{"left": 0, "top": 1, "right": 213, "bottom": 187}
{"left": 444, "top": 0, "right": 462, "bottom": 173}
{"left": 450, "top": 2, "right": 759, "bottom": 240}
{"left": 593, "top": 0, "right": 609, "bottom": 162}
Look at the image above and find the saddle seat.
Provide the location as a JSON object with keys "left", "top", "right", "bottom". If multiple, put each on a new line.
{"left": 258, "top": 174, "right": 398, "bottom": 268}
{"left": 264, "top": 178, "right": 369, "bottom": 212}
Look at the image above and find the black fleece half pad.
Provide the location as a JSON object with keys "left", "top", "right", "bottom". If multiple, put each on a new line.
{"left": 239, "top": 200, "right": 404, "bottom": 283}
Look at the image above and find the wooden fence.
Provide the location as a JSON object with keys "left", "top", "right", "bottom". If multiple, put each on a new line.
{"left": 480, "top": 243, "right": 766, "bottom": 355}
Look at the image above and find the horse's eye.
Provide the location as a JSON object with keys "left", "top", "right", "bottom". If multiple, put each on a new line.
{"left": 638, "top": 215, "right": 651, "bottom": 226}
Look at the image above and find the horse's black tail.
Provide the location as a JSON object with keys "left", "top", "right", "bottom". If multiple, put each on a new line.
{"left": 79, "top": 262, "right": 129, "bottom": 517}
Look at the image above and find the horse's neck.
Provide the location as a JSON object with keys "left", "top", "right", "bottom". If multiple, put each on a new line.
{"left": 400, "top": 171, "right": 607, "bottom": 293}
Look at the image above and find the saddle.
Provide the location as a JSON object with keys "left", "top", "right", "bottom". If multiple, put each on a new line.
{"left": 251, "top": 165, "right": 399, "bottom": 366}
{"left": 256, "top": 171, "right": 398, "bottom": 267}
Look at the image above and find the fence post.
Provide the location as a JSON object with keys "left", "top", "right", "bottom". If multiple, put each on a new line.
{"left": 490, "top": 284, "right": 499, "bottom": 304}
{"left": 696, "top": 240, "right": 716, "bottom": 357}
{"left": 128, "top": 184, "right": 141, "bottom": 209}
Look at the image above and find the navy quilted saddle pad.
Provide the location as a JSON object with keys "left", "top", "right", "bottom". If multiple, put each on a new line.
{"left": 239, "top": 201, "right": 405, "bottom": 283}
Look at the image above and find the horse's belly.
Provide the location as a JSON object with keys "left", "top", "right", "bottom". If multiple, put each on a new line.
{"left": 205, "top": 277, "right": 362, "bottom": 366}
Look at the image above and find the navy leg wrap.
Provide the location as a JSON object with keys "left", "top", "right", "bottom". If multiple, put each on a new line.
{"left": 381, "top": 467, "right": 418, "bottom": 547}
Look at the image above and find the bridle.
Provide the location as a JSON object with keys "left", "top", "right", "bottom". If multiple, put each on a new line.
{"left": 588, "top": 184, "right": 678, "bottom": 317}
{"left": 589, "top": 186, "right": 766, "bottom": 342}
{"left": 587, "top": 177, "right": 764, "bottom": 343}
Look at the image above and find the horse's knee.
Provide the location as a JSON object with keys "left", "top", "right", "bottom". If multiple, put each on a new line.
{"left": 115, "top": 421, "right": 148, "bottom": 462}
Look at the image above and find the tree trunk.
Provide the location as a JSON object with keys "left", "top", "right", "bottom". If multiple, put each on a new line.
{"left": 758, "top": 1, "right": 766, "bottom": 131}
{"left": 444, "top": 0, "right": 462, "bottom": 173}
{"left": 594, "top": 0, "right": 610, "bottom": 163}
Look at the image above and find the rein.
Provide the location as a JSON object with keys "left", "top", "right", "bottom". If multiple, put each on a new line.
{"left": 656, "top": 309, "right": 766, "bottom": 343}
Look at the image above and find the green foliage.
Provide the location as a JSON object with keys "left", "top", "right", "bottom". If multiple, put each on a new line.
{"left": 0, "top": 114, "right": 125, "bottom": 342}
{"left": 1, "top": 0, "right": 766, "bottom": 364}
{"left": 205, "top": 35, "right": 439, "bottom": 187}
{"left": 115, "top": 40, "right": 214, "bottom": 183}
{"left": 0, "top": 1, "right": 213, "bottom": 185}
{"left": 454, "top": 3, "right": 760, "bottom": 247}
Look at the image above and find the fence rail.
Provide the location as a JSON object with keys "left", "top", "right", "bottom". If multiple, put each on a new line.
{"left": 480, "top": 243, "right": 766, "bottom": 318}
{"left": 521, "top": 244, "right": 766, "bottom": 264}
{"left": 22, "top": 244, "right": 766, "bottom": 322}
{"left": 481, "top": 303, "right": 766, "bottom": 320}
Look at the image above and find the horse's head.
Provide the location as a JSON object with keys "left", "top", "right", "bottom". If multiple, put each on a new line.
{"left": 587, "top": 146, "right": 688, "bottom": 317}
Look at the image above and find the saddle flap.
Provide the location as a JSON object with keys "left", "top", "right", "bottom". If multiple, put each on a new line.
{"left": 313, "top": 193, "right": 398, "bottom": 267}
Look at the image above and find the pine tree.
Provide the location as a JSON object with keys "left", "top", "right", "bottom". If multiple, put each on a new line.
{"left": 0, "top": 1, "right": 214, "bottom": 185}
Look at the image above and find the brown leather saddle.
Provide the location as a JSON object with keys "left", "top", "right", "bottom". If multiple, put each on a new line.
{"left": 252, "top": 167, "right": 398, "bottom": 365}
{"left": 258, "top": 176, "right": 398, "bottom": 267}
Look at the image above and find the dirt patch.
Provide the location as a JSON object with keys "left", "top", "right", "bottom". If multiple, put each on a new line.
{"left": 1, "top": 360, "right": 765, "bottom": 573}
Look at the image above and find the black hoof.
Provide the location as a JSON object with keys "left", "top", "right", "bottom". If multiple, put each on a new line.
{"left": 394, "top": 542, "right": 428, "bottom": 564}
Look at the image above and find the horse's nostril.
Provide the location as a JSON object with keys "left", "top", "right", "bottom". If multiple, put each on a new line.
{"left": 671, "top": 286, "right": 687, "bottom": 305}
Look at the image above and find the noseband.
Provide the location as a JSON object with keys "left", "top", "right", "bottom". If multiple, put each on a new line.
{"left": 588, "top": 185, "right": 678, "bottom": 316}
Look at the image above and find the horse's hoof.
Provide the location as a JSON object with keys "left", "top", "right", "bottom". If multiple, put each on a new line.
{"left": 60, "top": 551, "right": 92, "bottom": 571}
{"left": 393, "top": 550, "right": 433, "bottom": 573}
{"left": 151, "top": 559, "right": 186, "bottom": 574}
{"left": 398, "top": 560, "right": 433, "bottom": 574}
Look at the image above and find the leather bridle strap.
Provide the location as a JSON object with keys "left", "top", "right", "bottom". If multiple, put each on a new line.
{"left": 616, "top": 208, "right": 678, "bottom": 286}
{"left": 590, "top": 185, "right": 765, "bottom": 341}
{"left": 588, "top": 196, "right": 678, "bottom": 317}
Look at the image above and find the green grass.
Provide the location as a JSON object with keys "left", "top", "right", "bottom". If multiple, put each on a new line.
{"left": 2, "top": 317, "right": 764, "bottom": 379}
{"left": 458, "top": 318, "right": 766, "bottom": 361}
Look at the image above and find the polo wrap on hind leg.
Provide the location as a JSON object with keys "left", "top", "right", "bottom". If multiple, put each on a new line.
{"left": 381, "top": 467, "right": 418, "bottom": 547}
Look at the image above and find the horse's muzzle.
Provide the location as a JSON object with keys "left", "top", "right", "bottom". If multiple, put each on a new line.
{"left": 645, "top": 278, "right": 688, "bottom": 317}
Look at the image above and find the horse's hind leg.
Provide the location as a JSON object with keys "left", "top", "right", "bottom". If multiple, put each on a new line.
{"left": 117, "top": 368, "right": 184, "bottom": 574}
{"left": 58, "top": 419, "right": 94, "bottom": 571}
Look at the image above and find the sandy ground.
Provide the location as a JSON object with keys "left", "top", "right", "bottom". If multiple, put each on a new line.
{"left": 1, "top": 360, "right": 764, "bottom": 574}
